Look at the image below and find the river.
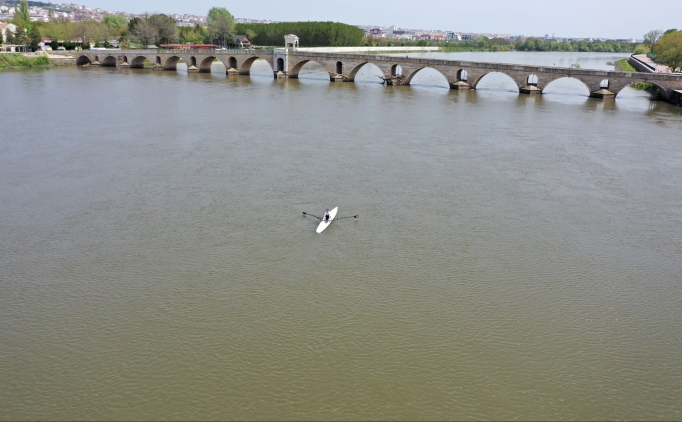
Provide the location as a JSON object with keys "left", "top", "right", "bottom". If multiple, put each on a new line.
{"left": 1, "top": 51, "right": 681, "bottom": 420}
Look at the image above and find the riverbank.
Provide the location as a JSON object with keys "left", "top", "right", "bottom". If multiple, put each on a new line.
{"left": 613, "top": 58, "right": 656, "bottom": 91}
{"left": 614, "top": 58, "right": 637, "bottom": 72}
{"left": 0, "top": 53, "right": 50, "bottom": 70}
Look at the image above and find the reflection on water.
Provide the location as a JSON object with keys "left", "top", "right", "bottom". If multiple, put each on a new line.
{"left": 1, "top": 57, "right": 682, "bottom": 420}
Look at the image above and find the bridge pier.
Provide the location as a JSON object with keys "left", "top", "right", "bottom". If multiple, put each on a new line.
{"left": 450, "top": 81, "right": 471, "bottom": 90}
{"left": 519, "top": 85, "right": 542, "bottom": 94}
{"left": 590, "top": 89, "right": 616, "bottom": 99}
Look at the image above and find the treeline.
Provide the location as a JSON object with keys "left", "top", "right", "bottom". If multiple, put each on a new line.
{"left": 2, "top": 0, "right": 54, "bottom": 6}
{"left": 234, "top": 22, "right": 365, "bottom": 47}
{"left": 361, "top": 36, "right": 635, "bottom": 52}
{"left": 515, "top": 38, "right": 634, "bottom": 52}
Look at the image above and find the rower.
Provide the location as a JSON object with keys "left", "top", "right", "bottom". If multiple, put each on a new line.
{"left": 324, "top": 209, "right": 331, "bottom": 222}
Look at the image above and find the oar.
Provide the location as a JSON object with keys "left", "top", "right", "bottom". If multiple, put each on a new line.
{"left": 335, "top": 215, "right": 359, "bottom": 220}
{"left": 302, "top": 211, "right": 322, "bottom": 220}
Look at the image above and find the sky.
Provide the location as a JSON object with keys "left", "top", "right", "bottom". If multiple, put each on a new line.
{"left": 93, "top": 0, "right": 681, "bottom": 39}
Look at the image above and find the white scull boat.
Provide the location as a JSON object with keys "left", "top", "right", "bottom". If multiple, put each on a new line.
{"left": 316, "top": 207, "right": 338, "bottom": 233}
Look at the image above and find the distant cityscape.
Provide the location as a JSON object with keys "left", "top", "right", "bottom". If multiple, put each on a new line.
{"left": 0, "top": 1, "right": 639, "bottom": 43}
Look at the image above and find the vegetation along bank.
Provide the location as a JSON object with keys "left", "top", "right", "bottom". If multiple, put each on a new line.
{"left": 0, "top": 53, "right": 50, "bottom": 69}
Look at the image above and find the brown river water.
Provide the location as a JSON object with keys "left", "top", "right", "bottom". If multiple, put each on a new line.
{"left": 1, "top": 52, "right": 681, "bottom": 420}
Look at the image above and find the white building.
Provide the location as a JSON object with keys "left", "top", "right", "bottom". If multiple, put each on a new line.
{"left": 0, "top": 23, "right": 17, "bottom": 42}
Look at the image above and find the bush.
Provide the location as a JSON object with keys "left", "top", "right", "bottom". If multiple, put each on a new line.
{"left": 633, "top": 44, "right": 650, "bottom": 54}
{"left": 631, "top": 81, "right": 654, "bottom": 90}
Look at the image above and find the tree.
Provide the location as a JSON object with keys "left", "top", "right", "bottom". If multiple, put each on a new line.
{"left": 633, "top": 44, "right": 650, "bottom": 54}
{"left": 207, "top": 7, "right": 234, "bottom": 47}
{"left": 103, "top": 14, "right": 127, "bottom": 38}
{"left": 179, "top": 25, "right": 205, "bottom": 44}
{"left": 13, "top": 0, "right": 30, "bottom": 30}
{"left": 128, "top": 17, "right": 142, "bottom": 34}
{"left": 653, "top": 30, "right": 682, "bottom": 72}
{"left": 148, "top": 14, "right": 178, "bottom": 44}
{"left": 244, "top": 28, "right": 257, "bottom": 43}
{"left": 233, "top": 22, "right": 366, "bottom": 47}
{"left": 643, "top": 29, "right": 663, "bottom": 48}
{"left": 28, "top": 26, "right": 41, "bottom": 51}
{"left": 664, "top": 28, "right": 678, "bottom": 36}
{"left": 4, "top": 27, "right": 15, "bottom": 45}
{"left": 133, "top": 16, "right": 157, "bottom": 48}
{"left": 74, "top": 21, "right": 110, "bottom": 46}
{"left": 13, "top": 26, "right": 28, "bottom": 47}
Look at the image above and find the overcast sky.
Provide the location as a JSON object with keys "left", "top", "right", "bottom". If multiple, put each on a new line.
{"left": 94, "top": 0, "right": 681, "bottom": 39}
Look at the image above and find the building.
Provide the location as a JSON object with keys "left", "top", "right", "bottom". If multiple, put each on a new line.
{"left": 447, "top": 32, "right": 462, "bottom": 41}
{"left": 0, "top": 23, "right": 17, "bottom": 42}
{"left": 232, "top": 35, "right": 251, "bottom": 48}
{"left": 284, "top": 34, "right": 298, "bottom": 49}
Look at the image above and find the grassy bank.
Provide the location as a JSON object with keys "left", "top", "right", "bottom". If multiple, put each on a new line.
{"left": 612, "top": 58, "right": 655, "bottom": 91}
{"left": 0, "top": 53, "right": 51, "bottom": 69}
{"left": 614, "top": 58, "right": 637, "bottom": 72}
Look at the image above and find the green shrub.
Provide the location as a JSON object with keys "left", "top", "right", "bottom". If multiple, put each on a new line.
{"left": 631, "top": 81, "right": 654, "bottom": 90}
{"left": 633, "top": 44, "right": 650, "bottom": 54}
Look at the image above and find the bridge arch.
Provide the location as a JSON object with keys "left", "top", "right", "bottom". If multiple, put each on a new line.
{"left": 392, "top": 64, "right": 403, "bottom": 76}
{"left": 527, "top": 74, "right": 538, "bottom": 85}
{"left": 239, "top": 56, "right": 274, "bottom": 75}
{"left": 345, "top": 61, "right": 368, "bottom": 81}
{"left": 344, "top": 62, "right": 383, "bottom": 82}
{"left": 162, "top": 55, "right": 181, "bottom": 70}
{"left": 403, "top": 66, "right": 451, "bottom": 87}
{"left": 199, "top": 56, "right": 217, "bottom": 73}
{"left": 471, "top": 71, "right": 522, "bottom": 92}
{"left": 610, "top": 79, "right": 672, "bottom": 100}
{"left": 336, "top": 61, "right": 343, "bottom": 74}
{"left": 130, "top": 55, "right": 148, "bottom": 69}
{"left": 542, "top": 76, "right": 591, "bottom": 96}
{"left": 122, "top": 55, "right": 128, "bottom": 64}
{"left": 289, "top": 59, "right": 330, "bottom": 79}
{"left": 76, "top": 55, "right": 91, "bottom": 66}
{"left": 228, "top": 56, "right": 238, "bottom": 69}
{"left": 457, "top": 69, "right": 468, "bottom": 81}
{"left": 101, "top": 55, "right": 117, "bottom": 67}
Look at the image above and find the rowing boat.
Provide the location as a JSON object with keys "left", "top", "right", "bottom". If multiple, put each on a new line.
{"left": 316, "top": 207, "right": 338, "bottom": 233}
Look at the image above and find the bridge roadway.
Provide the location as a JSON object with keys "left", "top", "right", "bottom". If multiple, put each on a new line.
{"left": 66, "top": 49, "right": 682, "bottom": 103}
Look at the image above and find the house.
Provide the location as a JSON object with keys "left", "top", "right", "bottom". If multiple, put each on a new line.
{"left": 0, "top": 23, "right": 17, "bottom": 42}
{"left": 232, "top": 35, "right": 251, "bottom": 48}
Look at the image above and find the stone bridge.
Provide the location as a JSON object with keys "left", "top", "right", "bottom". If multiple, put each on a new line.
{"left": 67, "top": 49, "right": 682, "bottom": 103}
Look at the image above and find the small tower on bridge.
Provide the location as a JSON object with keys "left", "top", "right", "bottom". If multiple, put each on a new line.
{"left": 284, "top": 34, "right": 299, "bottom": 49}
